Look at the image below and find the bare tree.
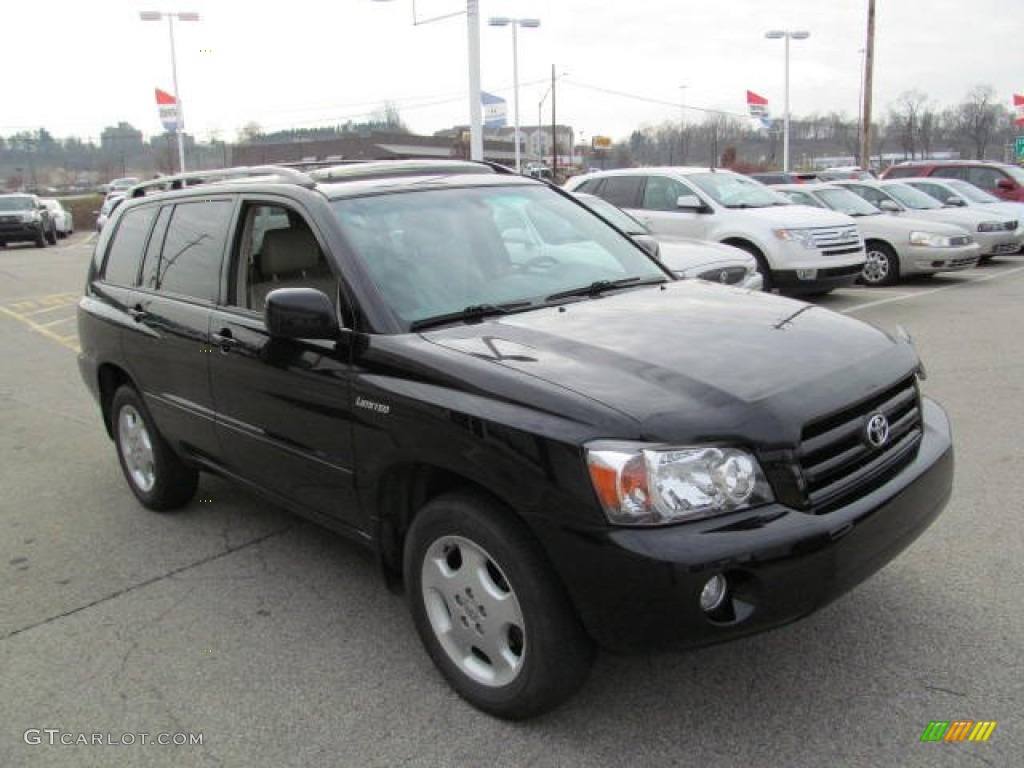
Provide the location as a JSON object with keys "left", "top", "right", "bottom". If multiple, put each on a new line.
{"left": 945, "top": 85, "right": 1001, "bottom": 159}
{"left": 889, "top": 90, "right": 930, "bottom": 160}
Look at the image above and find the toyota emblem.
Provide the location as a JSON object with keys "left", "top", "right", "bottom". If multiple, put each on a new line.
{"left": 719, "top": 269, "right": 730, "bottom": 284}
{"left": 865, "top": 413, "right": 890, "bottom": 449}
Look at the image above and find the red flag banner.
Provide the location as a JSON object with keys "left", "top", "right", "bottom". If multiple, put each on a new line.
{"left": 155, "top": 88, "right": 180, "bottom": 132}
{"left": 1014, "top": 93, "right": 1024, "bottom": 126}
{"left": 747, "top": 91, "right": 771, "bottom": 127}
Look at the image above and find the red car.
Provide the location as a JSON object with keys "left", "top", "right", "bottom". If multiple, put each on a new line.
{"left": 882, "top": 160, "right": 1024, "bottom": 202}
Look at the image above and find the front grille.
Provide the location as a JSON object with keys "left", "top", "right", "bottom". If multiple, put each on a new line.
{"left": 1002, "top": 220, "right": 1017, "bottom": 231}
{"left": 949, "top": 256, "right": 978, "bottom": 267}
{"left": 809, "top": 225, "right": 862, "bottom": 255}
{"left": 950, "top": 235, "right": 972, "bottom": 246}
{"left": 697, "top": 266, "right": 748, "bottom": 284}
{"left": 796, "top": 375, "right": 922, "bottom": 510}
{"left": 990, "top": 242, "right": 1019, "bottom": 255}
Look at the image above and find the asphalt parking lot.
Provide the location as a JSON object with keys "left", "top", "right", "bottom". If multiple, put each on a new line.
{"left": 1, "top": 234, "right": 1021, "bottom": 767}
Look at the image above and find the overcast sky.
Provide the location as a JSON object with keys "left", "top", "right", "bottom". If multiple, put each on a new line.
{"left": 3, "top": 0, "right": 1021, "bottom": 144}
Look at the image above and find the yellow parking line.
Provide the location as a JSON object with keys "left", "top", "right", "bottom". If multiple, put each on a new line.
{"left": 21, "top": 302, "right": 79, "bottom": 317}
{"left": 0, "top": 305, "right": 80, "bottom": 353}
{"left": 37, "top": 315, "right": 78, "bottom": 328}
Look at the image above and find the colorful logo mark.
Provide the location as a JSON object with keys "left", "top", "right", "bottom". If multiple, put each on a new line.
{"left": 921, "top": 721, "right": 997, "bottom": 742}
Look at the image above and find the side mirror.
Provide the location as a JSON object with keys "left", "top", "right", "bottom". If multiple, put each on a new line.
{"left": 676, "top": 194, "right": 705, "bottom": 210}
{"left": 631, "top": 233, "right": 661, "bottom": 258}
{"left": 879, "top": 199, "right": 902, "bottom": 212}
{"left": 265, "top": 288, "right": 339, "bottom": 340}
{"left": 945, "top": 195, "right": 966, "bottom": 207}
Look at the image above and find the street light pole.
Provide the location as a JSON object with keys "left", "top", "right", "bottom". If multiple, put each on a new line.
{"left": 374, "top": 0, "right": 484, "bottom": 161}
{"left": 140, "top": 10, "right": 199, "bottom": 174}
{"left": 765, "top": 29, "right": 809, "bottom": 173}
{"left": 489, "top": 17, "right": 540, "bottom": 172}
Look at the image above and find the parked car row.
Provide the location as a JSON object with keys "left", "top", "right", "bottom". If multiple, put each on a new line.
{"left": 0, "top": 193, "right": 59, "bottom": 247}
{"left": 564, "top": 167, "right": 865, "bottom": 295}
{"left": 565, "top": 165, "right": 1022, "bottom": 292}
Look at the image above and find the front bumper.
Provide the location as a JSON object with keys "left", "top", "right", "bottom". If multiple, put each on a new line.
{"left": 974, "top": 230, "right": 1021, "bottom": 257}
{"left": 544, "top": 397, "right": 953, "bottom": 652}
{"left": 774, "top": 263, "right": 864, "bottom": 294}
{"left": 0, "top": 221, "right": 42, "bottom": 242}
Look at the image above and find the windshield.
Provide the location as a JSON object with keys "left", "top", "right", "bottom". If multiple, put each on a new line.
{"left": 0, "top": 196, "right": 34, "bottom": 212}
{"left": 946, "top": 179, "right": 1000, "bottom": 203}
{"left": 331, "top": 184, "right": 667, "bottom": 329}
{"left": 687, "top": 172, "right": 790, "bottom": 208}
{"left": 573, "top": 194, "right": 646, "bottom": 234}
{"left": 883, "top": 183, "right": 943, "bottom": 209}
{"left": 816, "top": 187, "right": 882, "bottom": 216}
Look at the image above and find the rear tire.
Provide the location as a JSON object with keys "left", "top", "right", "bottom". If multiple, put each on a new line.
{"left": 404, "top": 489, "right": 594, "bottom": 720}
{"left": 111, "top": 386, "right": 198, "bottom": 510}
{"left": 862, "top": 241, "right": 899, "bottom": 286}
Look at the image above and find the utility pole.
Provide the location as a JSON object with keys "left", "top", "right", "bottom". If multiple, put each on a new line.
{"left": 860, "top": 0, "right": 876, "bottom": 171}
{"left": 550, "top": 64, "right": 558, "bottom": 180}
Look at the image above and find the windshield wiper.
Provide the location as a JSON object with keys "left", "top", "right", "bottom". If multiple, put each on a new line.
{"left": 409, "top": 301, "right": 533, "bottom": 331}
{"left": 545, "top": 276, "right": 665, "bottom": 303}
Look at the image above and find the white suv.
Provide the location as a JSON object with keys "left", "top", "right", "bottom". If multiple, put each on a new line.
{"left": 565, "top": 167, "right": 865, "bottom": 295}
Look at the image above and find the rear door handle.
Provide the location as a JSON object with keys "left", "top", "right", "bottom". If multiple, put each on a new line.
{"left": 212, "top": 328, "right": 238, "bottom": 352}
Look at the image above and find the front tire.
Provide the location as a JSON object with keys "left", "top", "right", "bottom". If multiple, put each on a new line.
{"left": 46, "top": 225, "right": 58, "bottom": 245}
{"left": 35, "top": 227, "right": 46, "bottom": 248}
{"left": 730, "top": 242, "right": 774, "bottom": 292}
{"left": 111, "top": 386, "right": 198, "bottom": 510}
{"left": 404, "top": 490, "right": 594, "bottom": 720}
{"left": 862, "top": 241, "right": 899, "bottom": 286}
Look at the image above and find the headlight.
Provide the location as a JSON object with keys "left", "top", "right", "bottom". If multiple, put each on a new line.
{"left": 586, "top": 442, "right": 774, "bottom": 526}
{"left": 976, "top": 221, "right": 1005, "bottom": 233}
{"left": 909, "top": 231, "right": 958, "bottom": 247}
{"left": 773, "top": 228, "right": 816, "bottom": 249}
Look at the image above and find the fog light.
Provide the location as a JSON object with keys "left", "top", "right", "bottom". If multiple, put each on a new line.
{"left": 700, "top": 574, "right": 729, "bottom": 613}
{"left": 796, "top": 268, "right": 817, "bottom": 280}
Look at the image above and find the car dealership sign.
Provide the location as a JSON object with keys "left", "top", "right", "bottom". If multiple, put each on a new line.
{"left": 156, "top": 88, "right": 180, "bottom": 132}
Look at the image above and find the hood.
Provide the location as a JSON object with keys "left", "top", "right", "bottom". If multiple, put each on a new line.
{"left": 724, "top": 204, "right": 857, "bottom": 228}
{"left": 854, "top": 212, "right": 969, "bottom": 239}
{"left": 425, "top": 281, "right": 919, "bottom": 446}
{"left": 654, "top": 237, "right": 754, "bottom": 275}
{"left": 898, "top": 207, "right": 1005, "bottom": 228}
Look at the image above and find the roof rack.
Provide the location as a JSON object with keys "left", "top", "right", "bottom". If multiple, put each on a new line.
{"left": 127, "top": 165, "right": 315, "bottom": 198}
{"left": 306, "top": 158, "right": 515, "bottom": 183}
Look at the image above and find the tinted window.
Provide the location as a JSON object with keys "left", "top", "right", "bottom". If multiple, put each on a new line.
{"left": 103, "top": 205, "right": 158, "bottom": 286}
{"left": 844, "top": 184, "right": 891, "bottom": 207}
{"left": 932, "top": 166, "right": 968, "bottom": 181}
{"left": 641, "top": 176, "right": 692, "bottom": 211}
{"left": 600, "top": 177, "right": 644, "bottom": 207}
{"left": 573, "top": 178, "right": 602, "bottom": 194}
{"left": 966, "top": 167, "right": 1003, "bottom": 191}
{"left": 140, "top": 200, "right": 233, "bottom": 301}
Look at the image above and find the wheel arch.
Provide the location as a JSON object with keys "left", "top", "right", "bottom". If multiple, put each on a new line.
{"left": 373, "top": 462, "right": 529, "bottom": 591}
{"left": 97, "top": 363, "right": 134, "bottom": 438}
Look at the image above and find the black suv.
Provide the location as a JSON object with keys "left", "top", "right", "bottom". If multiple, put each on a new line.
{"left": 0, "top": 193, "right": 57, "bottom": 247}
{"left": 78, "top": 161, "right": 953, "bottom": 719}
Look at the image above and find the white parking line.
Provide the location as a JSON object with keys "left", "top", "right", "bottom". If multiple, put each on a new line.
{"left": 841, "top": 265, "right": 1024, "bottom": 314}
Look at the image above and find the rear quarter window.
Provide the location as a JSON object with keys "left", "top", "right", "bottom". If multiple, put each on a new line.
{"left": 139, "top": 199, "right": 234, "bottom": 301}
{"left": 102, "top": 206, "right": 158, "bottom": 286}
